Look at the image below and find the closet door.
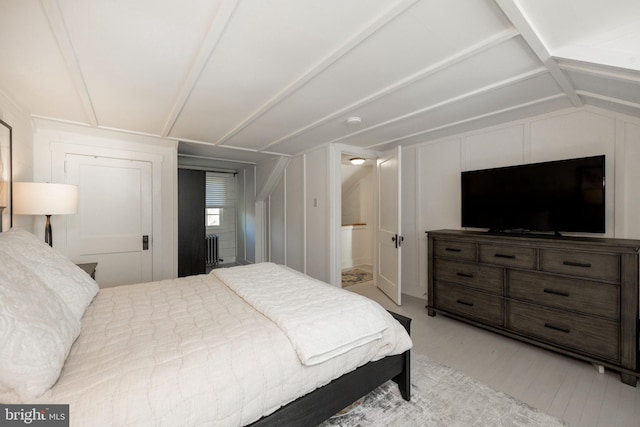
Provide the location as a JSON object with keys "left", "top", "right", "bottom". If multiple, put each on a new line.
{"left": 178, "top": 169, "right": 205, "bottom": 277}
{"left": 66, "top": 154, "right": 153, "bottom": 287}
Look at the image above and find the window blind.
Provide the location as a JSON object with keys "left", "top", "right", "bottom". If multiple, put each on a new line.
{"left": 205, "top": 173, "right": 235, "bottom": 207}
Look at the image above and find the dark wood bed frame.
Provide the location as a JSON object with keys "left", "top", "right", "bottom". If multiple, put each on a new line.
{"left": 249, "top": 311, "right": 411, "bottom": 426}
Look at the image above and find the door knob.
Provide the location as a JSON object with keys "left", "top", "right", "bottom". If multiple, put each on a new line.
{"left": 391, "top": 234, "right": 403, "bottom": 249}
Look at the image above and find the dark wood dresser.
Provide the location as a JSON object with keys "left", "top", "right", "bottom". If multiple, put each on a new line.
{"left": 426, "top": 229, "right": 640, "bottom": 386}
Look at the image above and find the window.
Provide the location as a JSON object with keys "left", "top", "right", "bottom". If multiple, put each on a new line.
{"left": 206, "top": 174, "right": 231, "bottom": 206}
{"left": 205, "top": 173, "right": 235, "bottom": 229}
{"left": 206, "top": 208, "right": 221, "bottom": 226}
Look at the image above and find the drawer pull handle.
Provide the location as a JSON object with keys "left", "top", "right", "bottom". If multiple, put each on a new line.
{"left": 445, "top": 248, "right": 462, "bottom": 252}
{"left": 495, "top": 253, "right": 516, "bottom": 259}
{"left": 544, "top": 323, "right": 570, "bottom": 334}
{"left": 456, "top": 272, "right": 474, "bottom": 278}
{"left": 456, "top": 299, "right": 474, "bottom": 307}
{"left": 543, "top": 288, "right": 570, "bottom": 297}
{"left": 563, "top": 261, "right": 591, "bottom": 268}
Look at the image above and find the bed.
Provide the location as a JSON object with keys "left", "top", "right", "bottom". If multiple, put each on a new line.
{"left": 0, "top": 229, "right": 412, "bottom": 426}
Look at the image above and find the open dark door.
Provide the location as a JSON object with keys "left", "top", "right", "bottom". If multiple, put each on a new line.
{"left": 178, "top": 169, "right": 206, "bottom": 277}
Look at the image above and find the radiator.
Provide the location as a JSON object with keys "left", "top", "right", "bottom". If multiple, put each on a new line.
{"left": 205, "top": 234, "right": 222, "bottom": 266}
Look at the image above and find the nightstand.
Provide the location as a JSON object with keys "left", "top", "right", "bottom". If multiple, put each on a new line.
{"left": 76, "top": 262, "right": 98, "bottom": 280}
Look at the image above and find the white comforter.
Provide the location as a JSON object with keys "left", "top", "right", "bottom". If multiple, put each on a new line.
{"left": 213, "top": 263, "right": 401, "bottom": 366}
{"left": 35, "top": 266, "right": 411, "bottom": 426}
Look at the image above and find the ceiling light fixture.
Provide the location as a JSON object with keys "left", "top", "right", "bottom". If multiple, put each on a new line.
{"left": 350, "top": 158, "right": 366, "bottom": 166}
{"left": 346, "top": 116, "right": 362, "bottom": 125}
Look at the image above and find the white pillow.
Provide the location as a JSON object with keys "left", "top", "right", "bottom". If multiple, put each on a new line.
{"left": 0, "top": 254, "right": 80, "bottom": 400}
{"left": 0, "top": 229, "right": 99, "bottom": 321}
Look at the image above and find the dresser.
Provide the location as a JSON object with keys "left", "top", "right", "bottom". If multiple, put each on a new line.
{"left": 427, "top": 229, "right": 640, "bottom": 386}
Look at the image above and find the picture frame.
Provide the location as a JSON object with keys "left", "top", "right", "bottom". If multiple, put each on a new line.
{"left": 0, "top": 119, "right": 12, "bottom": 232}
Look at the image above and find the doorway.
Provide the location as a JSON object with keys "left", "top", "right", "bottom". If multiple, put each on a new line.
{"left": 204, "top": 171, "right": 238, "bottom": 270}
{"left": 333, "top": 146, "right": 403, "bottom": 305}
{"left": 178, "top": 169, "right": 239, "bottom": 276}
{"left": 340, "top": 154, "right": 374, "bottom": 288}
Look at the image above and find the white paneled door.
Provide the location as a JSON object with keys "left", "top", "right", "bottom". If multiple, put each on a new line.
{"left": 376, "top": 147, "right": 402, "bottom": 305}
{"left": 66, "top": 154, "right": 153, "bottom": 287}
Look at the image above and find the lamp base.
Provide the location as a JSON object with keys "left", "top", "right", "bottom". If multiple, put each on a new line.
{"left": 45, "top": 214, "right": 52, "bottom": 247}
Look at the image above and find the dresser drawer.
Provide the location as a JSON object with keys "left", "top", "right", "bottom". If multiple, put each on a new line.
{"left": 434, "top": 258, "right": 503, "bottom": 294}
{"left": 507, "top": 301, "right": 619, "bottom": 361}
{"left": 508, "top": 270, "right": 619, "bottom": 319}
{"left": 540, "top": 250, "right": 620, "bottom": 282}
{"left": 434, "top": 240, "right": 476, "bottom": 261}
{"left": 479, "top": 244, "right": 536, "bottom": 269}
{"left": 435, "top": 283, "right": 503, "bottom": 326}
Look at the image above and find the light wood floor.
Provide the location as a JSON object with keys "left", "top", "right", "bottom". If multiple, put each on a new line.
{"left": 347, "top": 283, "right": 640, "bottom": 427}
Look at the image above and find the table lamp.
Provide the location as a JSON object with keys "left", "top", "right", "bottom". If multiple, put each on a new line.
{"left": 13, "top": 182, "right": 79, "bottom": 247}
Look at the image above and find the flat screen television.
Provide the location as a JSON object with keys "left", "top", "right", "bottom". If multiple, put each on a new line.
{"left": 461, "top": 155, "right": 605, "bottom": 234}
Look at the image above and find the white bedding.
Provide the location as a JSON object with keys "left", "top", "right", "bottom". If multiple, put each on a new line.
{"left": 213, "top": 263, "right": 402, "bottom": 366}
{"left": 25, "top": 268, "right": 411, "bottom": 426}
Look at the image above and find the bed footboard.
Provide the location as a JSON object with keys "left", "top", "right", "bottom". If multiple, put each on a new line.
{"left": 389, "top": 311, "right": 411, "bottom": 401}
{"left": 249, "top": 310, "right": 411, "bottom": 426}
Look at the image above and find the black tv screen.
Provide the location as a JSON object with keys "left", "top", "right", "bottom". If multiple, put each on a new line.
{"left": 461, "top": 155, "right": 605, "bottom": 233}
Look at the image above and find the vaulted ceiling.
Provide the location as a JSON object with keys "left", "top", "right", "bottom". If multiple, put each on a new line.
{"left": 1, "top": 0, "right": 638, "bottom": 164}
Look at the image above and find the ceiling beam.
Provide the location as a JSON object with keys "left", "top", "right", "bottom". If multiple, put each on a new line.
{"left": 40, "top": 0, "right": 98, "bottom": 126}
{"left": 576, "top": 91, "right": 640, "bottom": 111}
{"left": 366, "top": 93, "right": 568, "bottom": 150}
{"left": 260, "top": 28, "right": 519, "bottom": 152}
{"left": 160, "top": 0, "right": 240, "bottom": 137}
{"left": 557, "top": 59, "right": 640, "bottom": 84}
{"left": 494, "top": 0, "right": 583, "bottom": 107}
{"left": 213, "top": 0, "right": 419, "bottom": 147}
{"left": 326, "top": 67, "right": 549, "bottom": 146}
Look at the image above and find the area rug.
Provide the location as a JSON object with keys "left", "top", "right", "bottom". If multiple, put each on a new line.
{"left": 321, "top": 354, "right": 568, "bottom": 427}
{"left": 342, "top": 268, "right": 373, "bottom": 287}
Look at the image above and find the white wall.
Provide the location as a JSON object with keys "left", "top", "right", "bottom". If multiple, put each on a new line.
{"left": 31, "top": 119, "right": 178, "bottom": 281}
{"left": 305, "top": 147, "right": 329, "bottom": 282}
{"left": 341, "top": 164, "right": 374, "bottom": 269}
{"left": 401, "top": 146, "right": 420, "bottom": 298}
{"left": 341, "top": 180, "right": 361, "bottom": 225}
{"left": 341, "top": 163, "right": 373, "bottom": 226}
{"left": 341, "top": 225, "right": 373, "bottom": 269}
{"left": 269, "top": 173, "right": 286, "bottom": 265}
{"left": 236, "top": 164, "right": 256, "bottom": 265}
{"left": 0, "top": 91, "right": 33, "bottom": 231}
{"left": 624, "top": 121, "right": 640, "bottom": 239}
{"left": 403, "top": 106, "right": 640, "bottom": 300}
{"left": 267, "top": 146, "right": 330, "bottom": 282}
{"left": 285, "top": 155, "right": 305, "bottom": 272}
{"left": 256, "top": 156, "right": 289, "bottom": 263}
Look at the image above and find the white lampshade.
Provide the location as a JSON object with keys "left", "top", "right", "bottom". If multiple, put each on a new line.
{"left": 13, "top": 182, "right": 79, "bottom": 215}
